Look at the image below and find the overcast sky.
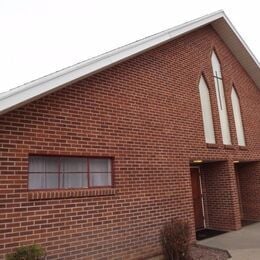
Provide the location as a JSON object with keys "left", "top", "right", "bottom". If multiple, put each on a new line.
{"left": 0, "top": 0, "right": 259, "bottom": 94}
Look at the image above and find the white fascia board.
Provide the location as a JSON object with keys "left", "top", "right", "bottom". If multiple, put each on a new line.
{"left": 0, "top": 10, "right": 224, "bottom": 115}
{"left": 0, "top": 10, "right": 259, "bottom": 115}
{"left": 212, "top": 14, "right": 260, "bottom": 88}
{"left": 222, "top": 14, "right": 260, "bottom": 67}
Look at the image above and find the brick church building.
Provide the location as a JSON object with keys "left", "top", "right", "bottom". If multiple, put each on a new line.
{"left": 0, "top": 10, "right": 260, "bottom": 259}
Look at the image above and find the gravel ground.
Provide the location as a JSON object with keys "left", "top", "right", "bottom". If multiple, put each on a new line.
{"left": 190, "top": 244, "right": 231, "bottom": 260}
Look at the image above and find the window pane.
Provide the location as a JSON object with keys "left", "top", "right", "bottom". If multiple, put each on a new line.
{"left": 29, "top": 173, "right": 45, "bottom": 189}
{"left": 89, "top": 159, "right": 111, "bottom": 187}
{"left": 62, "top": 173, "right": 87, "bottom": 188}
{"left": 61, "top": 157, "right": 87, "bottom": 173}
{"left": 211, "top": 51, "right": 231, "bottom": 145}
{"left": 90, "top": 172, "right": 112, "bottom": 187}
{"left": 29, "top": 156, "right": 45, "bottom": 173}
{"left": 46, "top": 173, "right": 59, "bottom": 189}
{"left": 60, "top": 157, "right": 87, "bottom": 188}
{"left": 231, "top": 87, "right": 245, "bottom": 146}
{"left": 199, "top": 76, "right": 216, "bottom": 144}
{"left": 45, "top": 157, "right": 59, "bottom": 173}
{"left": 29, "top": 156, "right": 59, "bottom": 189}
{"left": 29, "top": 156, "right": 46, "bottom": 189}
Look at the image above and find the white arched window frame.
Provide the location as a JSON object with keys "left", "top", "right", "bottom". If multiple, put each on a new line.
{"left": 211, "top": 51, "right": 232, "bottom": 145}
{"left": 231, "top": 87, "right": 246, "bottom": 146}
{"left": 198, "top": 76, "right": 216, "bottom": 144}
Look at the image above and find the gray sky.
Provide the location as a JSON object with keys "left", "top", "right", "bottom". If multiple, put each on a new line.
{"left": 1, "top": 0, "right": 259, "bottom": 94}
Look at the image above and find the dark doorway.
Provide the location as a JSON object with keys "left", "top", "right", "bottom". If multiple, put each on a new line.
{"left": 196, "top": 229, "right": 227, "bottom": 240}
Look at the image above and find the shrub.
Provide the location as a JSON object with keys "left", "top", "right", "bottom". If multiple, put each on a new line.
{"left": 6, "top": 244, "right": 45, "bottom": 260}
{"left": 160, "top": 219, "right": 191, "bottom": 260}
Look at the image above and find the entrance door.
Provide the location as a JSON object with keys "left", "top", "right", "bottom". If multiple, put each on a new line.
{"left": 190, "top": 167, "right": 204, "bottom": 230}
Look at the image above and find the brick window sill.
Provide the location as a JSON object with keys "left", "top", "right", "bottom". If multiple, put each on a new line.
{"left": 239, "top": 145, "right": 248, "bottom": 151}
{"left": 28, "top": 188, "right": 117, "bottom": 200}
{"left": 224, "top": 144, "right": 235, "bottom": 150}
{"left": 206, "top": 143, "right": 219, "bottom": 149}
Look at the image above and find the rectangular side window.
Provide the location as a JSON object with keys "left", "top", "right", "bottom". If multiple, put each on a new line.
{"left": 29, "top": 156, "right": 112, "bottom": 190}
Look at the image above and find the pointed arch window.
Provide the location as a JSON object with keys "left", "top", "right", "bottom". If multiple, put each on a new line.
{"left": 211, "top": 51, "right": 231, "bottom": 145}
{"left": 198, "top": 76, "right": 216, "bottom": 144}
{"left": 231, "top": 87, "right": 246, "bottom": 146}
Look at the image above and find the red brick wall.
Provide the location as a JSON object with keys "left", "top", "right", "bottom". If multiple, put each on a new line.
{"left": 200, "top": 161, "right": 241, "bottom": 231}
{"left": 0, "top": 25, "right": 260, "bottom": 259}
{"left": 236, "top": 162, "right": 260, "bottom": 220}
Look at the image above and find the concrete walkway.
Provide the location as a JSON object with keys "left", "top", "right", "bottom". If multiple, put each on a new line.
{"left": 198, "top": 223, "right": 260, "bottom": 260}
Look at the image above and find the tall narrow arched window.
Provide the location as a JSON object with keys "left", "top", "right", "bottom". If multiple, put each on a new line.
{"left": 198, "top": 76, "right": 216, "bottom": 144}
{"left": 211, "top": 51, "right": 231, "bottom": 145}
{"left": 231, "top": 87, "right": 246, "bottom": 146}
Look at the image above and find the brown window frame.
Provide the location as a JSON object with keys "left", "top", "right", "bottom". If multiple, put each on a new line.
{"left": 28, "top": 155, "right": 114, "bottom": 190}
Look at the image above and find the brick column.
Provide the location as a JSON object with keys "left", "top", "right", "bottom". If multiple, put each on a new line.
{"left": 200, "top": 160, "right": 241, "bottom": 231}
{"left": 236, "top": 162, "right": 260, "bottom": 220}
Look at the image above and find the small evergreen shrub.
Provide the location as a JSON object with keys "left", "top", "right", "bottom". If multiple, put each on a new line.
{"left": 6, "top": 244, "right": 45, "bottom": 260}
{"left": 160, "top": 219, "right": 191, "bottom": 260}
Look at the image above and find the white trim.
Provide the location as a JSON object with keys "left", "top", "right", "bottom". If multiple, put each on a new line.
{"left": 0, "top": 10, "right": 259, "bottom": 115}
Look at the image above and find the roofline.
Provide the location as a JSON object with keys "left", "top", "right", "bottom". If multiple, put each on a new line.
{"left": 0, "top": 10, "right": 259, "bottom": 115}
{"left": 222, "top": 14, "right": 259, "bottom": 66}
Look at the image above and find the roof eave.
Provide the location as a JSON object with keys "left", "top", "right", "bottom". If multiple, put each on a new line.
{"left": 211, "top": 16, "right": 260, "bottom": 87}
{"left": 0, "top": 10, "right": 259, "bottom": 115}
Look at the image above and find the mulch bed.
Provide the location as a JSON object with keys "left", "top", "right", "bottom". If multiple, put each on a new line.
{"left": 190, "top": 244, "right": 231, "bottom": 260}
{"left": 148, "top": 244, "right": 231, "bottom": 260}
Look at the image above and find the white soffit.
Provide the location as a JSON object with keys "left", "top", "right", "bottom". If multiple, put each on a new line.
{"left": 211, "top": 17, "right": 260, "bottom": 86}
{"left": 0, "top": 10, "right": 259, "bottom": 115}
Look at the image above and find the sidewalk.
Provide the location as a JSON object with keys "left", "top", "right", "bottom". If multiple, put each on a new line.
{"left": 198, "top": 222, "right": 260, "bottom": 260}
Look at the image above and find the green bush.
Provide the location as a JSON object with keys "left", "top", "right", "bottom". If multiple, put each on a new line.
{"left": 160, "top": 219, "right": 191, "bottom": 260}
{"left": 6, "top": 244, "right": 45, "bottom": 260}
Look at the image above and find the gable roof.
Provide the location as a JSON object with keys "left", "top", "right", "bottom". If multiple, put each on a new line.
{"left": 0, "top": 10, "right": 259, "bottom": 115}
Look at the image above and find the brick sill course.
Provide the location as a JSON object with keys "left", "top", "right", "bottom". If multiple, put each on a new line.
{"left": 239, "top": 145, "right": 248, "bottom": 150}
{"left": 28, "top": 188, "right": 116, "bottom": 200}
{"left": 206, "top": 143, "right": 219, "bottom": 149}
{"left": 223, "top": 144, "right": 235, "bottom": 150}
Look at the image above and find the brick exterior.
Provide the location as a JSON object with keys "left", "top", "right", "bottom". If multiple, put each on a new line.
{"left": 236, "top": 162, "right": 260, "bottom": 220}
{"left": 0, "top": 25, "right": 260, "bottom": 259}
{"left": 200, "top": 161, "right": 241, "bottom": 231}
